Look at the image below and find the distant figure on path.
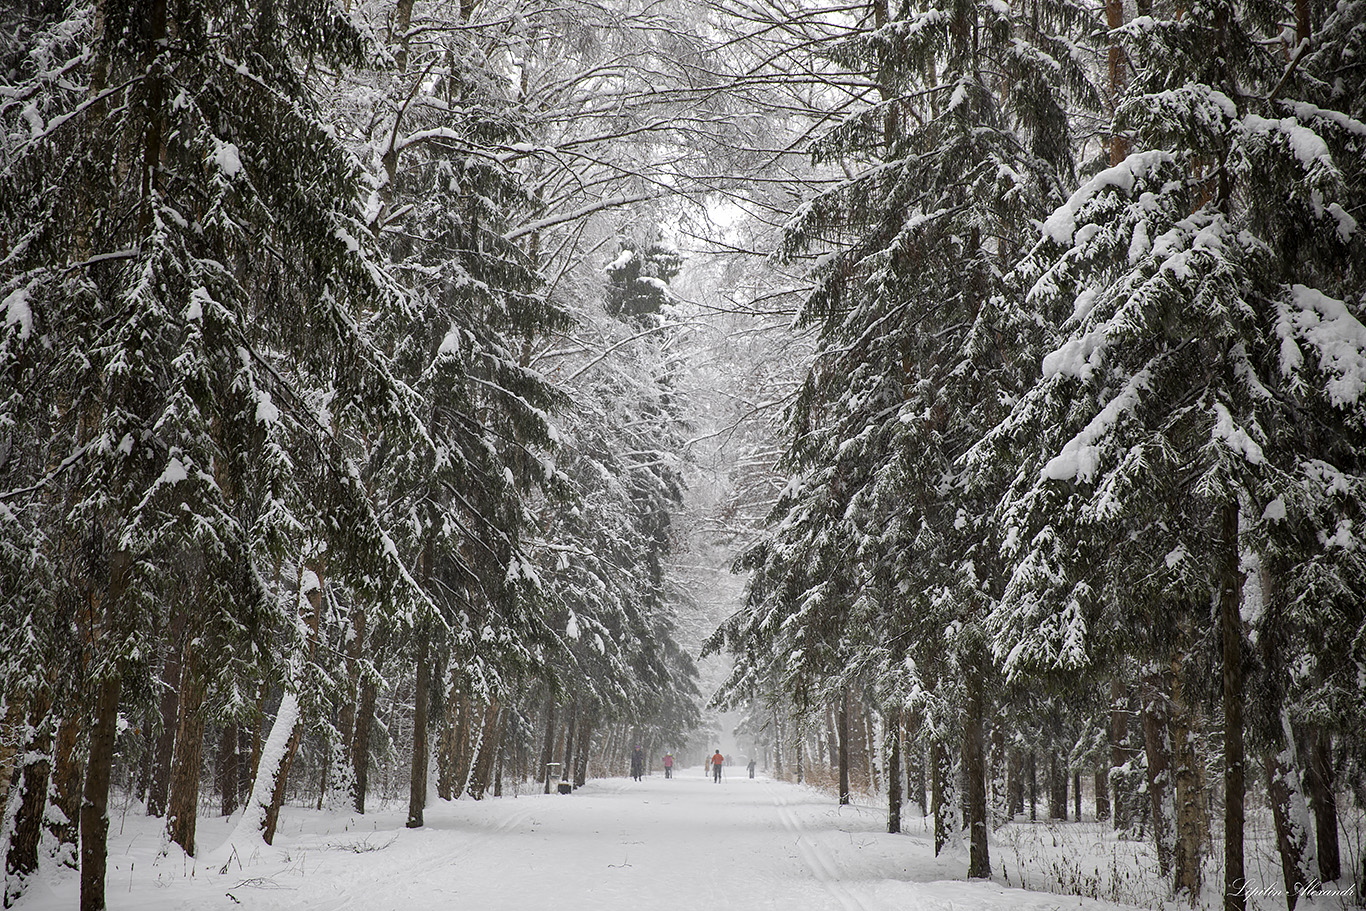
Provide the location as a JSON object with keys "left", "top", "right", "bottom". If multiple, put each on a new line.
{"left": 747, "top": 758, "right": 756, "bottom": 778}
{"left": 631, "top": 746, "right": 645, "bottom": 781}
{"left": 663, "top": 752, "right": 674, "bottom": 779}
{"left": 711, "top": 749, "right": 725, "bottom": 783}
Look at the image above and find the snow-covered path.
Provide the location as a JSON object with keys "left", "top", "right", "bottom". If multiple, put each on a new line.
{"left": 22, "top": 770, "right": 1143, "bottom": 911}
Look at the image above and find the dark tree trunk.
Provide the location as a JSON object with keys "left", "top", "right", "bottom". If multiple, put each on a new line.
{"left": 166, "top": 654, "right": 207, "bottom": 855}
{"left": 1094, "top": 768, "right": 1110, "bottom": 822}
{"left": 887, "top": 708, "right": 902, "bottom": 834}
{"left": 838, "top": 689, "right": 851, "bottom": 806}
{"left": 964, "top": 679, "right": 990, "bottom": 879}
{"left": 1007, "top": 749, "right": 1023, "bottom": 817}
{"left": 436, "top": 694, "right": 458, "bottom": 801}
{"left": 931, "top": 740, "right": 948, "bottom": 855}
{"left": 825, "top": 705, "right": 839, "bottom": 773}
{"left": 539, "top": 699, "right": 557, "bottom": 793}
{"left": 1304, "top": 728, "right": 1341, "bottom": 882}
{"left": 1110, "top": 678, "right": 1133, "bottom": 830}
{"left": 1265, "top": 744, "right": 1311, "bottom": 910}
{"left": 468, "top": 703, "right": 502, "bottom": 799}
{"left": 147, "top": 623, "right": 185, "bottom": 818}
{"left": 1106, "top": 0, "right": 1129, "bottom": 165}
{"left": 406, "top": 630, "right": 431, "bottom": 828}
{"left": 80, "top": 675, "right": 122, "bottom": 911}
{"left": 912, "top": 743, "right": 927, "bottom": 816}
{"left": 49, "top": 710, "right": 83, "bottom": 862}
{"left": 1049, "top": 753, "right": 1067, "bottom": 820}
{"left": 5, "top": 700, "right": 52, "bottom": 907}
{"left": 1073, "top": 769, "right": 1082, "bottom": 821}
{"left": 218, "top": 723, "right": 239, "bottom": 817}
{"left": 352, "top": 679, "right": 377, "bottom": 813}
{"left": 493, "top": 735, "right": 504, "bottom": 798}
{"left": 561, "top": 703, "right": 578, "bottom": 784}
{"left": 1170, "top": 657, "right": 1205, "bottom": 904}
{"left": 772, "top": 710, "right": 784, "bottom": 780}
{"left": 1142, "top": 671, "right": 1173, "bottom": 876}
{"left": 574, "top": 713, "right": 593, "bottom": 788}
{"left": 1220, "top": 502, "right": 1246, "bottom": 911}
{"left": 1027, "top": 750, "right": 1037, "bottom": 821}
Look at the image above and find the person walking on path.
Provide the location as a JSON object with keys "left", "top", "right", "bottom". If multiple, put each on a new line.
{"left": 631, "top": 746, "right": 645, "bottom": 781}
{"left": 663, "top": 752, "right": 674, "bottom": 779}
{"left": 711, "top": 750, "right": 725, "bottom": 783}
{"left": 747, "top": 758, "right": 756, "bottom": 779}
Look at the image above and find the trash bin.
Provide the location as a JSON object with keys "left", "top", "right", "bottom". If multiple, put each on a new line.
{"left": 557, "top": 781, "right": 573, "bottom": 794}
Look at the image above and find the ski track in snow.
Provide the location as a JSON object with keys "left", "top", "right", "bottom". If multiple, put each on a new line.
{"left": 17, "top": 769, "right": 1149, "bottom": 911}
{"left": 770, "top": 786, "right": 874, "bottom": 911}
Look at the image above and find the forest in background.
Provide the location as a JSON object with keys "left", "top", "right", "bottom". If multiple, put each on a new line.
{"left": 2, "top": 0, "right": 1364, "bottom": 910}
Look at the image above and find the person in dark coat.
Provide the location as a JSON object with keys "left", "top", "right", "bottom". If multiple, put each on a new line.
{"left": 631, "top": 746, "right": 645, "bottom": 781}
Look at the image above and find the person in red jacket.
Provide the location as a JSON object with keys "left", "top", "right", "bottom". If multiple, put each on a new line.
{"left": 711, "top": 750, "right": 725, "bottom": 783}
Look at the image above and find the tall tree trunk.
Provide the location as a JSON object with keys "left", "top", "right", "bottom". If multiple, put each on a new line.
{"left": 5, "top": 699, "right": 52, "bottom": 908}
{"left": 931, "top": 740, "right": 948, "bottom": 855}
{"left": 1170, "top": 657, "right": 1205, "bottom": 903}
{"left": 964, "top": 677, "right": 990, "bottom": 879}
{"left": 825, "top": 705, "right": 839, "bottom": 774}
{"left": 79, "top": 541, "right": 132, "bottom": 911}
{"left": 1142, "top": 670, "right": 1174, "bottom": 876}
{"left": 1007, "top": 748, "right": 1023, "bottom": 817}
{"left": 1106, "top": 0, "right": 1129, "bottom": 165}
{"left": 1220, "top": 501, "right": 1246, "bottom": 911}
{"left": 352, "top": 679, "right": 377, "bottom": 813}
{"left": 48, "top": 710, "right": 83, "bottom": 865}
{"left": 467, "top": 702, "right": 502, "bottom": 799}
{"left": 166, "top": 651, "right": 207, "bottom": 855}
{"left": 147, "top": 618, "right": 185, "bottom": 818}
{"left": 1265, "top": 733, "right": 1312, "bottom": 910}
{"left": 1095, "top": 768, "right": 1110, "bottom": 822}
{"left": 574, "top": 712, "right": 593, "bottom": 788}
{"left": 1049, "top": 753, "right": 1068, "bottom": 820}
{"left": 838, "top": 689, "right": 851, "bottom": 805}
{"left": 264, "top": 561, "right": 324, "bottom": 842}
{"left": 80, "top": 675, "right": 122, "bottom": 911}
{"left": 1303, "top": 728, "right": 1341, "bottom": 882}
{"left": 561, "top": 703, "right": 578, "bottom": 785}
{"left": 436, "top": 692, "right": 457, "bottom": 801}
{"left": 218, "top": 723, "right": 239, "bottom": 817}
{"left": 989, "top": 722, "right": 1007, "bottom": 828}
{"left": 1073, "top": 769, "right": 1082, "bottom": 821}
{"left": 887, "top": 708, "right": 902, "bottom": 834}
{"left": 406, "top": 629, "right": 431, "bottom": 828}
{"left": 912, "top": 742, "right": 927, "bottom": 817}
{"left": 538, "top": 699, "right": 557, "bottom": 793}
{"left": 1028, "top": 750, "right": 1037, "bottom": 821}
{"left": 1110, "top": 678, "right": 1133, "bottom": 830}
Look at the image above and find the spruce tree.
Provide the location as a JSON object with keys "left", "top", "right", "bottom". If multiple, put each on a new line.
{"left": 978, "top": 0, "right": 1366, "bottom": 900}
{"left": 2, "top": 0, "right": 433, "bottom": 901}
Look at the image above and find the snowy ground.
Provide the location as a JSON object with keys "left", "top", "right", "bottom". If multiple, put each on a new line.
{"left": 18, "top": 768, "right": 1156, "bottom": 911}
